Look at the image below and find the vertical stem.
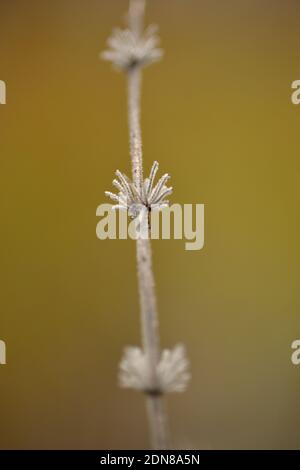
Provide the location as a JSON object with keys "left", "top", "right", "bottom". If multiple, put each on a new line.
{"left": 146, "top": 395, "right": 169, "bottom": 450}
{"left": 128, "top": 0, "right": 146, "bottom": 37}
{"left": 128, "top": 66, "right": 143, "bottom": 192}
{"left": 127, "top": 0, "right": 170, "bottom": 450}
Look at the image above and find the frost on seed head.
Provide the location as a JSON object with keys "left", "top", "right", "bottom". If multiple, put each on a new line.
{"left": 105, "top": 161, "right": 172, "bottom": 219}
{"left": 119, "top": 344, "right": 190, "bottom": 394}
{"left": 101, "top": 24, "right": 163, "bottom": 71}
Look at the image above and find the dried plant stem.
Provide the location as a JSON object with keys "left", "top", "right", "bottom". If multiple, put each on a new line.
{"left": 128, "top": 66, "right": 143, "bottom": 192}
{"left": 103, "top": 0, "right": 190, "bottom": 449}
{"left": 127, "top": 1, "right": 170, "bottom": 450}
{"left": 128, "top": 0, "right": 146, "bottom": 37}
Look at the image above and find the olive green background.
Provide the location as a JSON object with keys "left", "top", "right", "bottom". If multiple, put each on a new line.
{"left": 0, "top": 0, "right": 299, "bottom": 449}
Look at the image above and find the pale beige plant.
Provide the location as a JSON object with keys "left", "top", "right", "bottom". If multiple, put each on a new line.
{"left": 105, "top": 161, "right": 173, "bottom": 218}
{"left": 119, "top": 344, "right": 190, "bottom": 394}
{"left": 102, "top": 0, "right": 190, "bottom": 450}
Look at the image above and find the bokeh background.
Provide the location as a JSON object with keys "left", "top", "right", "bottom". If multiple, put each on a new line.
{"left": 1, "top": 0, "right": 300, "bottom": 449}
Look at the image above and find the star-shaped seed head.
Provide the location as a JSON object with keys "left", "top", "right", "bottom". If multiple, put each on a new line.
{"left": 101, "top": 24, "right": 163, "bottom": 71}
{"left": 105, "top": 161, "right": 173, "bottom": 219}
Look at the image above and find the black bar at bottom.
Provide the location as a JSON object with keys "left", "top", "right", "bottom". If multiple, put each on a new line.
{"left": 0, "top": 450, "right": 298, "bottom": 466}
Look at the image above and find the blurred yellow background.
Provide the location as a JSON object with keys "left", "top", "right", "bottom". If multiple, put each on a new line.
{"left": 0, "top": 0, "right": 300, "bottom": 449}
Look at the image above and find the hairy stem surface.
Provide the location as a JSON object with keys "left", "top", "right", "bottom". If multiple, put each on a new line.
{"left": 127, "top": 0, "right": 170, "bottom": 450}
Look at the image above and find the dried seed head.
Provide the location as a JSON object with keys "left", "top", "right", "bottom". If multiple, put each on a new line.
{"left": 119, "top": 344, "right": 190, "bottom": 394}
{"left": 105, "top": 161, "right": 172, "bottom": 218}
{"left": 101, "top": 25, "right": 163, "bottom": 71}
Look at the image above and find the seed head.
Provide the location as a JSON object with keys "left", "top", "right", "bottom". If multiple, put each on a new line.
{"left": 119, "top": 344, "right": 190, "bottom": 394}
{"left": 105, "top": 161, "right": 172, "bottom": 218}
{"left": 101, "top": 25, "right": 163, "bottom": 71}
